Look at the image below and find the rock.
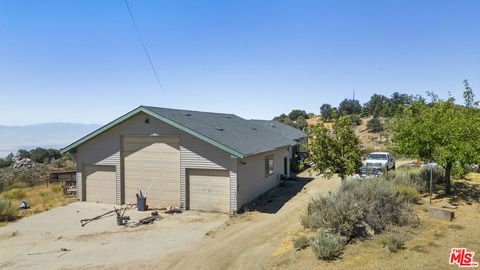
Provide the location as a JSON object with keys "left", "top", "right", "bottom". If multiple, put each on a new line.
{"left": 13, "top": 158, "right": 35, "bottom": 172}
{"left": 428, "top": 207, "right": 455, "bottom": 221}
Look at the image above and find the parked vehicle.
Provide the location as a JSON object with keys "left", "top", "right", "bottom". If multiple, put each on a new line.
{"left": 363, "top": 152, "right": 395, "bottom": 171}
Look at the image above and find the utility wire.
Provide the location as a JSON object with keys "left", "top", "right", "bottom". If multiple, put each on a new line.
{"left": 124, "top": 0, "right": 170, "bottom": 107}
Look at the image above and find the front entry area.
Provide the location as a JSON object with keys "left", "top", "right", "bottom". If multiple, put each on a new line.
{"left": 122, "top": 135, "right": 180, "bottom": 208}
{"left": 187, "top": 169, "right": 230, "bottom": 213}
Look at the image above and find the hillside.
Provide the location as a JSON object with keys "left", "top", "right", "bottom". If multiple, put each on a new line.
{"left": 0, "top": 123, "right": 101, "bottom": 157}
{"left": 307, "top": 116, "right": 388, "bottom": 152}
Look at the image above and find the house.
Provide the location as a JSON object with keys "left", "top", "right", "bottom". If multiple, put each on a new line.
{"left": 61, "top": 106, "right": 305, "bottom": 213}
{"left": 249, "top": 119, "right": 307, "bottom": 160}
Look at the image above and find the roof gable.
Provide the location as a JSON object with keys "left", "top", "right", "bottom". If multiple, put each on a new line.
{"left": 61, "top": 106, "right": 296, "bottom": 158}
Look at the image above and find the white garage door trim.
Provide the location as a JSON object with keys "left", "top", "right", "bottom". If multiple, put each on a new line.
{"left": 188, "top": 169, "right": 230, "bottom": 213}
{"left": 122, "top": 135, "right": 180, "bottom": 208}
{"left": 84, "top": 165, "right": 116, "bottom": 204}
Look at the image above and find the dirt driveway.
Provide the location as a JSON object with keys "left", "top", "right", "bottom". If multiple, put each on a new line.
{"left": 118, "top": 173, "right": 341, "bottom": 270}
{"left": 0, "top": 202, "right": 227, "bottom": 269}
{"left": 0, "top": 173, "right": 339, "bottom": 270}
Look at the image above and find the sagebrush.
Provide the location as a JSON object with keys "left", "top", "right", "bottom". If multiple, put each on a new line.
{"left": 292, "top": 235, "right": 310, "bottom": 251}
{"left": 311, "top": 231, "right": 345, "bottom": 260}
{"left": 301, "top": 175, "right": 420, "bottom": 240}
{"left": 383, "top": 233, "right": 407, "bottom": 252}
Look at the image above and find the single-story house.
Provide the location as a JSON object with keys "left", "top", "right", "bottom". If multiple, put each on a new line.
{"left": 61, "top": 106, "right": 305, "bottom": 213}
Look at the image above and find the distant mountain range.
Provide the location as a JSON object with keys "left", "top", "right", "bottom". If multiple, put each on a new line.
{"left": 0, "top": 123, "right": 101, "bottom": 158}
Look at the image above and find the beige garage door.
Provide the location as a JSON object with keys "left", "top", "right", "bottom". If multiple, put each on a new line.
{"left": 188, "top": 169, "right": 230, "bottom": 212}
{"left": 84, "top": 165, "right": 116, "bottom": 204}
{"left": 123, "top": 135, "right": 180, "bottom": 208}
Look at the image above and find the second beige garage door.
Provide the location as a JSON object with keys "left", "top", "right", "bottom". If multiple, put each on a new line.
{"left": 84, "top": 165, "right": 116, "bottom": 204}
{"left": 188, "top": 169, "right": 230, "bottom": 212}
{"left": 123, "top": 135, "right": 180, "bottom": 208}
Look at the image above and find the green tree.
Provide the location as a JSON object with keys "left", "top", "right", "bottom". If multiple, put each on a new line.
{"left": 338, "top": 99, "right": 362, "bottom": 115}
{"left": 389, "top": 98, "right": 480, "bottom": 194}
{"left": 295, "top": 116, "right": 308, "bottom": 130}
{"left": 288, "top": 110, "right": 309, "bottom": 121}
{"left": 463, "top": 79, "right": 477, "bottom": 108}
{"left": 320, "top": 103, "right": 333, "bottom": 121}
{"left": 306, "top": 116, "right": 364, "bottom": 180}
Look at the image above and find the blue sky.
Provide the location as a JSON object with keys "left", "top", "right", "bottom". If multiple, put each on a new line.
{"left": 1, "top": 0, "right": 479, "bottom": 125}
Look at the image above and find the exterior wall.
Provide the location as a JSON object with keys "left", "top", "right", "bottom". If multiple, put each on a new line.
{"left": 76, "top": 112, "right": 236, "bottom": 211}
{"left": 236, "top": 147, "right": 289, "bottom": 209}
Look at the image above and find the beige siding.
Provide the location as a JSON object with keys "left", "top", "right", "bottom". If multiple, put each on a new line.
{"left": 236, "top": 148, "right": 289, "bottom": 208}
{"left": 84, "top": 165, "right": 116, "bottom": 204}
{"left": 188, "top": 169, "right": 230, "bottom": 212}
{"left": 76, "top": 112, "right": 233, "bottom": 207}
{"left": 123, "top": 135, "right": 180, "bottom": 207}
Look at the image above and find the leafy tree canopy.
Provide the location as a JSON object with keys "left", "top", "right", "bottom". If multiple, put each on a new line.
{"left": 320, "top": 103, "right": 333, "bottom": 121}
{"left": 306, "top": 116, "right": 364, "bottom": 180}
{"left": 338, "top": 99, "right": 362, "bottom": 115}
{"left": 389, "top": 97, "right": 480, "bottom": 194}
{"left": 288, "top": 109, "right": 309, "bottom": 121}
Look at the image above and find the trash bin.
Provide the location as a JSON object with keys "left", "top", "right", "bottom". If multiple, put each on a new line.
{"left": 137, "top": 195, "right": 147, "bottom": 211}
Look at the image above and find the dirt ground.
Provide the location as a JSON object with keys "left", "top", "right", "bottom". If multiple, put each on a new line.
{"left": 114, "top": 172, "right": 342, "bottom": 270}
{"left": 1, "top": 169, "right": 477, "bottom": 270}
{"left": 0, "top": 202, "right": 227, "bottom": 269}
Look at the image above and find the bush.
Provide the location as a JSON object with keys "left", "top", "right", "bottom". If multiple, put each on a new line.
{"left": 51, "top": 185, "right": 62, "bottom": 193}
{"left": 383, "top": 233, "right": 407, "bottom": 253}
{"left": 311, "top": 231, "right": 345, "bottom": 260}
{"left": 367, "top": 117, "right": 384, "bottom": 132}
{"left": 395, "top": 185, "right": 421, "bottom": 204}
{"left": 3, "top": 188, "right": 26, "bottom": 200}
{"left": 0, "top": 196, "right": 18, "bottom": 221}
{"left": 302, "top": 176, "right": 417, "bottom": 240}
{"left": 350, "top": 114, "right": 362, "bottom": 126}
{"left": 292, "top": 235, "right": 310, "bottom": 251}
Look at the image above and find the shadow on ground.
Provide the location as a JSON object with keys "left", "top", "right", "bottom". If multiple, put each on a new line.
{"left": 244, "top": 175, "right": 314, "bottom": 214}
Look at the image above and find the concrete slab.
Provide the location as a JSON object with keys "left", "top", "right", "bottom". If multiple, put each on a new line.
{"left": 0, "top": 202, "right": 227, "bottom": 269}
{"left": 428, "top": 207, "right": 455, "bottom": 221}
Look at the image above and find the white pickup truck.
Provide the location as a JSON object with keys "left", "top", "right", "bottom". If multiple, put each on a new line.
{"left": 364, "top": 152, "right": 395, "bottom": 171}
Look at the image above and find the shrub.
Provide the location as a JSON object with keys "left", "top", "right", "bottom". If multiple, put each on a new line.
{"left": 311, "top": 231, "right": 345, "bottom": 260}
{"left": 367, "top": 117, "right": 384, "bottom": 132}
{"left": 395, "top": 185, "right": 421, "bottom": 204}
{"left": 350, "top": 114, "right": 362, "bottom": 126}
{"left": 0, "top": 196, "right": 18, "bottom": 221}
{"left": 292, "top": 235, "right": 310, "bottom": 251}
{"left": 302, "top": 176, "right": 417, "bottom": 240}
{"left": 383, "top": 233, "right": 407, "bottom": 253}
{"left": 51, "top": 185, "right": 62, "bottom": 193}
{"left": 3, "top": 188, "right": 26, "bottom": 200}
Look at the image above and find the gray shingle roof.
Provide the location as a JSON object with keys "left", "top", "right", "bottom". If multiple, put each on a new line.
{"left": 143, "top": 106, "right": 297, "bottom": 157}
{"left": 249, "top": 120, "right": 306, "bottom": 142}
{"left": 62, "top": 106, "right": 305, "bottom": 158}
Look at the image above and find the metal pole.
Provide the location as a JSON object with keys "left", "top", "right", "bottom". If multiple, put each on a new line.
{"left": 429, "top": 161, "right": 433, "bottom": 204}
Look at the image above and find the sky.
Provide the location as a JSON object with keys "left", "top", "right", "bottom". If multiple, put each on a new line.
{"left": 1, "top": 0, "right": 479, "bottom": 125}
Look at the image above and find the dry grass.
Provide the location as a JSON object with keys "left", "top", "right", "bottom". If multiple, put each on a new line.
{"left": 0, "top": 183, "right": 76, "bottom": 226}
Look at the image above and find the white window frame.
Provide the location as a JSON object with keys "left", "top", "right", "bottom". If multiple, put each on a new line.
{"left": 265, "top": 155, "right": 274, "bottom": 177}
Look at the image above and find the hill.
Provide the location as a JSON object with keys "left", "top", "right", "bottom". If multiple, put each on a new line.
{"left": 0, "top": 123, "right": 101, "bottom": 157}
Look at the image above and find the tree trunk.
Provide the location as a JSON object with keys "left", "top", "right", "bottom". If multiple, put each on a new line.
{"left": 445, "top": 162, "right": 452, "bottom": 195}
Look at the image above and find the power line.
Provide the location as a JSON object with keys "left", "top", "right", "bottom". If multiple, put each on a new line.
{"left": 124, "top": 0, "right": 170, "bottom": 107}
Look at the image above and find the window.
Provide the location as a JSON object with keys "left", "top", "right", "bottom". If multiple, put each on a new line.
{"left": 265, "top": 155, "right": 274, "bottom": 177}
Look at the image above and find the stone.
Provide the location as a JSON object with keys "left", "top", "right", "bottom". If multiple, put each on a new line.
{"left": 428, "top": 207, "right": 455, "bottom": 221}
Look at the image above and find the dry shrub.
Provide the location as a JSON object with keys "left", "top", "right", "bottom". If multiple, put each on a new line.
{"left": 302, "top": 176, "right": 418, "bottom": 240}
{"left": 3, "top": 188, "right": 26, "bottom": 200}
{"left": 51, "top": 185, "right": 62, "bottom": 193}
{"left": 0, "top": 196, "right": 18, "bottom": 221}
{"left": 383, "top": 233, "right": 407, "bottom": 253}
{"left": 292, "top": 234, "right": 310, "bottom": 251}
{"left": 311, "top": 231, "right": 346, "bottom": 260}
